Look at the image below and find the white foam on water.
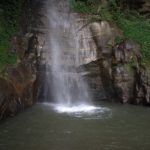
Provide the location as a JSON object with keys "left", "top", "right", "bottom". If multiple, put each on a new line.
{"left": 54, "top": 104, "right": 99, "bottom": 113}
{"left": 43, "top": 102, "right": 110, "bottom": 115}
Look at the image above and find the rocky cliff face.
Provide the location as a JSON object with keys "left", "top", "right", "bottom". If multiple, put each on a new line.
{"left": 0, "top": 34, "right": 37, "bottom": 118}
{"left": 86, "top": 21, "right": 150, "bottom": 105}
{"left": 0, "top": 0, "right": 45, "bottom": 119}
{"left": 57, "top": 14, "right": 150, "bottom": 105}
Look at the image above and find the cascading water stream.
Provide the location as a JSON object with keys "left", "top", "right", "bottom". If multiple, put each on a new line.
{"left": 45, "top": 0, "right": 106, "bottom": 113}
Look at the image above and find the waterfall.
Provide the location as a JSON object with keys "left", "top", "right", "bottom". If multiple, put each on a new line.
{"left": 44, "top": 0, "right": 104, "bottom": 113}
{"left": 46, "top": 0, "right": 90, "bottom": 105}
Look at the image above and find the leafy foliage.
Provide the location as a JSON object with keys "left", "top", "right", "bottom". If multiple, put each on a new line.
{"left": 0, "top": 0, "right": 23, "bottom": 69}
{"left": 70, "top": 0, "right": 99, "bottom": 14}
{"left": 115, "top": 13, "right": 150, "bottom": 64}
{"left": 71, "top": 0, "right": 150, "bottom": 64}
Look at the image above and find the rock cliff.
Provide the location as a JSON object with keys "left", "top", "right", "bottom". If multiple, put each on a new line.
{"left": 87, "top": 21, "right": 150, "bottom": 105}
{"left": 0, "top": 0, "right": 45, "bottom": 119}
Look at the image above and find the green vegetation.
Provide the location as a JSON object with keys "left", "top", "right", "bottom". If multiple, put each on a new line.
{"left": 0, "top": 0, "right": 23, "bottom": 70}
{"left": 71, "top": 0, "right": 150, "bottom": 64}
{"left": 115, "top": 13, "right": 150, "bottom": 64}
{"left": 71, "top": 0, "right": 100, "bottom": 14}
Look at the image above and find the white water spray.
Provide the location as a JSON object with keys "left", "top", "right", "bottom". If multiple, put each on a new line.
{"left": 46, "top": 0, "right": 104, "bottom": 113}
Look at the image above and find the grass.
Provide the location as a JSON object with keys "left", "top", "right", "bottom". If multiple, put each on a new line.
{"left": 71, "top": 0, "right": 150, "bottom": 65}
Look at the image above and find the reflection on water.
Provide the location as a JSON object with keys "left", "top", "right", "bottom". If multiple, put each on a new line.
{"left": 0, "top": 102, "right": 150, "bottom": 150}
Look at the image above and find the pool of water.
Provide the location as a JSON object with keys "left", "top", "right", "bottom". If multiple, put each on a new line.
{"left": 0, "top": 102, "right": 150, "bottom": 150}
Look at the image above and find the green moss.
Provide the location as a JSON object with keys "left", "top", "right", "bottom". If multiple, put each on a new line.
{"left": 71, "top": 0, "right": 113, "bottom": 20}
{"left": 0, "top": 48, "right": 18, "bottom": 68}
{"left": 99, "top": 8, "right": 114, "bottom": 21}
{"left": 70, "top": 0, "right": 98, "bottom": 14}
{"left": 0, "top": 0, "right": 23, "bottom": 70}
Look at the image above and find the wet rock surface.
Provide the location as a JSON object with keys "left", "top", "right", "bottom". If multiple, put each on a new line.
{"left": 0, "top": 0, "right": 45, "bottom": 119}
{"left": 0, "top": 36, "right": 37, "bottom": 119}
{"left": 0, "top": 63, "right": 36, "bottom": 118}
{"left": 90, "top": 21, "right": 150, "bottom": 105}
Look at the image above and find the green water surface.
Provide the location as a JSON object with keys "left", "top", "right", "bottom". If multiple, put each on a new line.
{"left": 0, "top": 102, "right": 150, "bottom": 150}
